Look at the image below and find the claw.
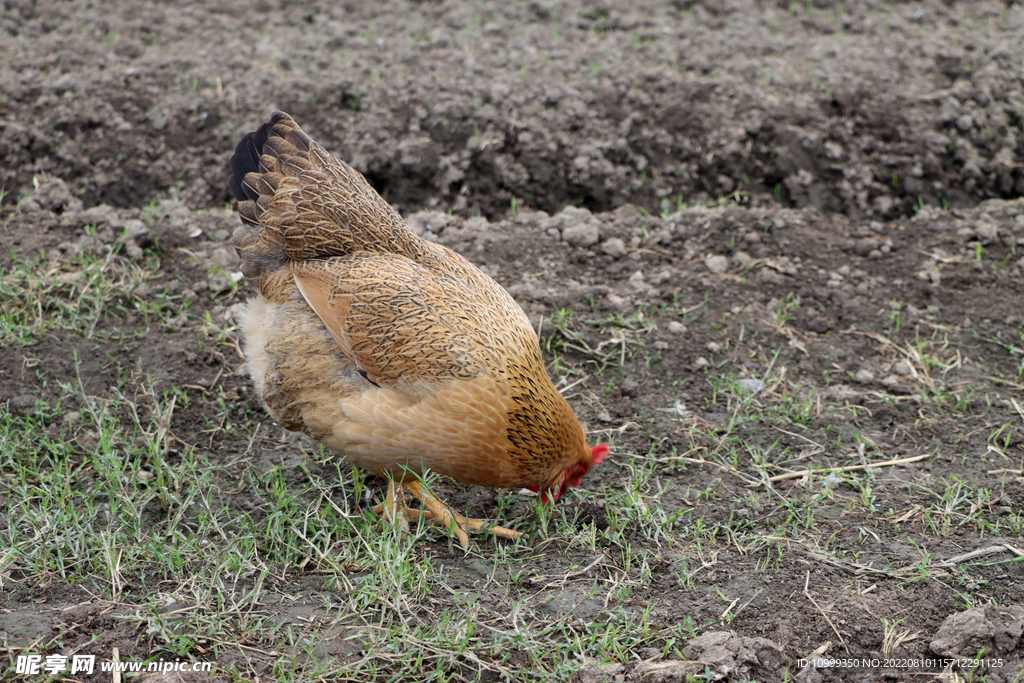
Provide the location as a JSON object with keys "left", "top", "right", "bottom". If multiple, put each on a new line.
{"left": 372, "top": 480, "right": 522, "bottom": 548}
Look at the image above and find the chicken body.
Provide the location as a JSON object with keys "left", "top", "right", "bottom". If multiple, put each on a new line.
{"left": 229, "top": 112, "right": 606, "bottom": 546}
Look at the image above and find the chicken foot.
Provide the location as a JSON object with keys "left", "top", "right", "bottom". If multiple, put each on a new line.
{"left": 372, "top": 480, "right": 522, "bottom": 548}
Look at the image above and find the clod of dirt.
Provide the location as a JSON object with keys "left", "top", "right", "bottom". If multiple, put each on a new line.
{"left": 930, "top": 604, "right": 1024, "bottom": 661}
{"left": 704, "top": 254, "right": 730, "bottom": 274}
{"left": 568, "top": 501, "right": 609, "bottom": 531}
{"left": 17, "top": 175, "right": 83, "bottom": 215}
{"left": 679, "top": 631, "right": 788, "bottom": 680}
{"left": 577, "top": 631, "right": 788, "bottom": 682}
{"left": 601, "top": 237, "right": 627, "bottom": 258}
{"left": 576, "top": 662, "right": 624, "bottom": 683}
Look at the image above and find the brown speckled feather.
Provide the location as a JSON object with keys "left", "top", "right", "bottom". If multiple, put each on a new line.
{"left": 230, "top": 112, "right": 595, "bottom": 494}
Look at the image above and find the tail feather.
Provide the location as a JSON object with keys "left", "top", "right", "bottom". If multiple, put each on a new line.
{"left": 228, "top": 111, "right": 420, "bottom": 282}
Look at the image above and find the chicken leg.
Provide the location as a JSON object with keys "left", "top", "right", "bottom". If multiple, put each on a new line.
{"left": 372, "top": 480, "right": 522, "bottom": 548}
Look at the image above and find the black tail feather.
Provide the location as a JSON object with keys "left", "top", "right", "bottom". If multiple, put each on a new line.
{"left": 228, "top": 112, "right": 292, "bottom": 202}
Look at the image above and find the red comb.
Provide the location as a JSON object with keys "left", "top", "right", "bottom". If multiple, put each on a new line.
{"left": 590, "top": 443, "right": 609, "bottom": 465}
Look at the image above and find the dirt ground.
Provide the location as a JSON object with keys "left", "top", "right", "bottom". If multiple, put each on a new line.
{"left": 2, "top": 1, "right": 1024, "bottom": 681}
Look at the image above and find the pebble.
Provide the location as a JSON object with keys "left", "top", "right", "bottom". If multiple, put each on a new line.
{"left": 12, "top": 394, "right": 40, "bottom": 411}
{"left": 893, "top": 361, "right": 913, "bottom": 375}
{"left": 854, "top": 369, "right": 875, "bottom": 383}
{"left": 705, "top": 255, "right": 730, "bottom": 274}
{"left": 706, "top": 341, "right": 723, "bottom": 353}
{"left": 208, "top": 274, "right": 231, "bottom": 292}
{"left": 736, "top": 379, "right": 764, "bottom": 392}
{"left": 562, "top": 222, "right": 600, "bottom": 247}
{"left": 605, "top": 294, "right": 630, "bottom": 311}
{"left": 693, "top": 357, "right": 710, "bottom": 370}
{"left": 806, "top": 317, "right": 830, "bottom": 333}
{"left": 600, "top": 237, "right": 626, "bottom": 257}
{"left": 975, "top": 222, "right": 1000, "bottom": 244}
{"left": 577, "top": 663, "right": 625, "bottom": 683}
{"left": 667, "top": 321, "right": 688, "bottom": 334}
{"left": 854, "top": 238, "right": 879, "bottom": 257}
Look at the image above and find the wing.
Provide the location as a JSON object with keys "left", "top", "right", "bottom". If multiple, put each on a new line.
{"left": 290, "top": 251, "right": 529, "bottom": 388}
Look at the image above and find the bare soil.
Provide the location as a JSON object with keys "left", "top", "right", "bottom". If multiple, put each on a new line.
{"left": 2, "top": 1, "right": 1024, "bottom": 681}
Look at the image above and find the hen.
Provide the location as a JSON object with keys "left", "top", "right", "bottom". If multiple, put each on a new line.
{"left": 228, "top": 112, "right": 607, "bottom": 547}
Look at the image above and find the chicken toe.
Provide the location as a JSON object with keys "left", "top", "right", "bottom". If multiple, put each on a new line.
{"left": 406, "top": 480, "right": 522, "bottom": 548}
{"left": 372, "top": 480, "right": 521, "bottom": 548}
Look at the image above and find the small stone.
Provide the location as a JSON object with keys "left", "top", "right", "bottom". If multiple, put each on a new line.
{"left": 654, "top": 340, "right": 669, "bottom": 350}
{"left": 651, "top": 269, "right": 672, "bottom": 284}
{"left": 577, "top": 662, "right": 625, "bottom": 683}
{"left": 854, "top": 238, "right": 879, "bottom": 257}
{"left": 667, "top": 321, "right": 688, "bottom": 334}
{"left": 600, "top": 237, "right": 627, "bottom": 258}
{"left": 854, "top": 369, "right": 875, "bottom": 383}
{"left": 732, "top": 250, "right": 752, "bottom": 266}
{"left": 868, "top": 249, "right": 883, "bottom": 259}
{"left": 975, "top": 222, "right": 1000, "bottom": 244}
{"left": 208, "top": 274, "right": 230, "bottom": 292}
{"left": 705, "top": 255, "right": 730, "bottom": 274}
{"left": 693, "top": 357, "right": 710, "bottom": 370}
{"left": 166, "top": 313, "right": 188, "bottom": 329}
{"left": 12, "top": 394, "right": 40, "bottom": 412}
{"left": 123, "top": 219, "right": 148, "bottom": 240}
{"left": 893, "top": 361, "right": 913, "bottom": 375}
{"left": 736, "top": 379, "right": 764, "bottom": 392}
{"left": 706, "top": 341, "right": 723, "bottom": 353}
{"left": 606, "top": 294, "right": 629, "bottom": 311}
{"left": 806, "top": 317, "right": 830, "bottom": 334}
{"left": 620, "top": 379, "right": 639, "bottom": 397}
{"left": 562, "top": 222, "right": 600, "bottom": 247}
{"left": 881, "top": 374, "right": 899, "bottom": 387}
